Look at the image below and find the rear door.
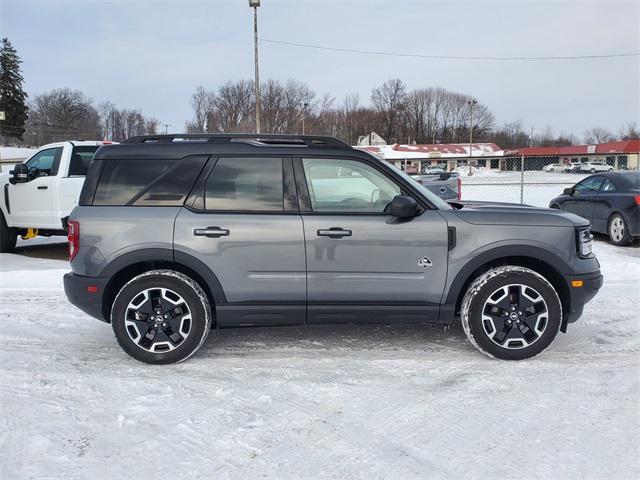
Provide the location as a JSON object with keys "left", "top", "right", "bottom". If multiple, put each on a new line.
{"left": 7, "top": 146, "right": 63, "bottom": 228}
{"left": 174, "top": 156, "right": 306, "bottom": 326}
{"left": 591, "top": 177, "right": 617, "bottom": 232}
{"left": 296, "top": 156, "right": 448, "bottom": 324}
{"left": 563, "top": 176, "right": 604, "bottom": 221}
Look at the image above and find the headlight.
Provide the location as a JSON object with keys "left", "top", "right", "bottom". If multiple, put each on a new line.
{"left": 577, "top": 227, "right": 593, "bottom": 258}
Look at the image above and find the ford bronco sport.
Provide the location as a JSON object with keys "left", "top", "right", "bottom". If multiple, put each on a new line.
{"left": 63, "top": 134, "right": 602, "bottom": 364}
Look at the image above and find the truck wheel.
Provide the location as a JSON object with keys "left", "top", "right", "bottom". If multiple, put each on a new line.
{"left": 461, "top": 266, "right": 562, "bottom": 360}
{"left": 111, "top": 270, "right": 212, "bottom": 364}
{"left": 608, "top": 213, "right": 631, "bottom": 246}
{"left": 0, "top": 213, "right": 17, "bottom": 253}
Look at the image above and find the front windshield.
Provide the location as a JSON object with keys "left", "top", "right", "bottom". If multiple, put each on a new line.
{"left": 375, "top": 157, "right": 453, "bottom": 210}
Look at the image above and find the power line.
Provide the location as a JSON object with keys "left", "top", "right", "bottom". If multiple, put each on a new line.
{"left": 261, "top": 38, "right": 640, "bottom": 61}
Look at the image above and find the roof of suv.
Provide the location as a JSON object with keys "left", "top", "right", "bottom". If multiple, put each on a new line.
{"left": 94, "top": 134, "right": 357, "bottom": 161}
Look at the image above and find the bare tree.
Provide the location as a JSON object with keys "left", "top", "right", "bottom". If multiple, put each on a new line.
{"left": 584, "top": 127, "right": 614, "bottom": 144}
{"left": 99, "top": 101, "right": 157, "bottom": 141}
{"left": 260, "top": 79, "right": 315, "bottom": 133}
{"left": 371, "top": 78, "right": 407, "bottom": 143}
{"left": 190, "top": 85, "right": 214, "bottom": 133}
{"left": 25, "top": 88, "right": 101, "bottom": 144}
{"left": 212, "top": 80, "right": 255, "bottom": 132}
{"left": 617, "top": 122, "right": 639, "bottom": 141}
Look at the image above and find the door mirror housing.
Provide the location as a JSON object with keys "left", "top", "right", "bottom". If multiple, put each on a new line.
{"left": 390, "top": 195, "right": 418, "bottom": 219}
{"left": 563, "top": 187, "right": 574, "bottom": 196}
{"left": 8, "top": 163, "right": 29, "bottom": 185}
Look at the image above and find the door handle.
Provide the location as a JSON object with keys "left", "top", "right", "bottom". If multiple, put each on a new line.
{"left": 37, "top": 186, "right": 48, "bottom": 190}
{"left": 194, "top": 227, "right": 230, "bottom": 238}
{"left": 317, "top": 227, "right": 352, "bottom": 239}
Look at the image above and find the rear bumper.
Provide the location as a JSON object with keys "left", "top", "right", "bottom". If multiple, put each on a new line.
{"left": 63, "top": 272, "right": 109, "bottom": 323}
{"left": 628, "top": 209, "right": 640, "bottom": 237}
{"left": 565, "top": 270, "right": 603, "bottom": 324}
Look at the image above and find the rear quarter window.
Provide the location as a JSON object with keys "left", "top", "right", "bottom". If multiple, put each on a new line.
{"left": 92, "top": 156, "right": 207, "bottom": 206}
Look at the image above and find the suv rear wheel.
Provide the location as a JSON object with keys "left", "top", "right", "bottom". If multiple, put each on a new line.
{"left": 111, "top": 270, "right": 212, "bottom": 364}
{"left": 461, "top": 266, "right": 562, "bottom": 360}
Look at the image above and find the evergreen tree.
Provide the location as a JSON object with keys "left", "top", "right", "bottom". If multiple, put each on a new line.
{"left": 0, "top": 38, "right": 28, "bottom": 141}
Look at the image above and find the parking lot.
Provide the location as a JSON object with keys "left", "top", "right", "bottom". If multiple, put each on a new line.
{"left": 1, "top": 236, "right": 638, "bottom": 480}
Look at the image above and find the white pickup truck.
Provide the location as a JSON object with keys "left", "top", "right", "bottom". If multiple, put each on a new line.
{"left": 0, "top": 141, "right": 110, "bottom": 252}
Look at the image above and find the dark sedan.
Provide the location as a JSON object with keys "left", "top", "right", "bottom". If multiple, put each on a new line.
{"left": 550, "top": 171, "right": 640, "bottom": 246}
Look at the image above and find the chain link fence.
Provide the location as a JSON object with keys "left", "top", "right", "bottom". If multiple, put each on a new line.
{"left": 454, "top": 155, "right": 638, "bottom": 207}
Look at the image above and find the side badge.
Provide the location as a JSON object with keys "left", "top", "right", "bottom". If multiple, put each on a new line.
{"left": 419, "top": 256, "right": 433, "bottom": 268}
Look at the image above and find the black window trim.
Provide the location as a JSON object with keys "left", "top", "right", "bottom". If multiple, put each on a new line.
{"left": 292, "top": 154, "right": 431, "bottom": 215}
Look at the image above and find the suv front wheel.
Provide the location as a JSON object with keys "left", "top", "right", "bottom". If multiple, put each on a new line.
{"left": 111, "top": 270, "right": 212, "bottom": 364}
{"left": 461, "top": 266, "right": 562, "bottom": 360}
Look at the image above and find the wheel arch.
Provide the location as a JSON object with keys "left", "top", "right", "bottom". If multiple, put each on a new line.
{"left": 99, "top": 249, "right": 226, "bottom": 323}
{"left": 446, "top": 247, "right": 571, "bottom": 332}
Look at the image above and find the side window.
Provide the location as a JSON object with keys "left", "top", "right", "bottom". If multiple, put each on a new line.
{"left": 93, "top": 159, "right": 175, "bottom": 206}
{"left": 205, "top": 157, "right": 284, "bottom": 211}
{"left": 68, "top": 146, "right": 99, "bottom": 176}
{"left": 26, "top": 147, "right": 63, "bottom": 177}
{"left": 574, "top": 176, "right": 603, "bottom": 195}
{"left": 600, "top": 179, "right": 616, "bottom": 193}
{"left": 302, "top": 158, "right": 401, "bottom": 213}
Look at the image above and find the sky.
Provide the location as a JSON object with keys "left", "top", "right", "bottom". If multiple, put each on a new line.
{"left": 1, "top": 0, "right": 639, "bottom": 140}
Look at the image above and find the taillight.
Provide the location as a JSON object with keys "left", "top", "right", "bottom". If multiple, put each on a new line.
{"left": 457, "top": 177, "right": 462, "bottom": 201}
{"left": 68, "top": 220, "right": 80, "bottom": 261}
{"left": 635, "top": 195, "right": 640, "bottom": 206}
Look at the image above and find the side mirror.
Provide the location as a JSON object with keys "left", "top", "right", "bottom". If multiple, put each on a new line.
{"left": 391, "top": 195, "right": 418, "bottom": 219}
{"left": 563, "top": 187, "right": 573, "bottom": 196}
{"left": 8, "top": 163, "right": 29, "bottom": 185}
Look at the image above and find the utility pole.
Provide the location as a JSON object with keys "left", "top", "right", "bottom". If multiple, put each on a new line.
{"left": 299, "top": 102, "right": 309, "bottom": 134}
{"left": 249, "top": 0, "right": 261, "bottom": 133}
{"left": 467, "top": 98, "right": 477, "bottom": 176}
{"left": 162, "top": 123, "right": 171, "bottom": 134}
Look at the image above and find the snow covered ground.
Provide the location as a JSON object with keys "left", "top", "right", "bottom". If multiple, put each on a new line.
{"left": 0, "top": 240, "right": 638, "bottom": 479}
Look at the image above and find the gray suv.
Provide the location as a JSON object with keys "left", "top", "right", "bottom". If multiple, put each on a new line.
{"left": 63, "top": 134, "right": 602, "bottom": 364}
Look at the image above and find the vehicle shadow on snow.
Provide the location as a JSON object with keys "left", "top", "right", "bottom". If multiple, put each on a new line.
{"left": 14, "top": 240, "right": 68, "bottom": 260}
{"left": 198, "top": 322, "right": 474, "bottom": 358}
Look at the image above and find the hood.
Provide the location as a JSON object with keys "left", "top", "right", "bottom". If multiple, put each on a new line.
{"left": 451, "top": 202, "right": 590, "bottom": 228}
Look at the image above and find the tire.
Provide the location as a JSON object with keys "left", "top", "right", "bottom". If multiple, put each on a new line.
{"left": 549, "top": 168, "right": 555, "bottom": 172}
{"left": 608, "top": 213, "right": 631, "bottom": 246}
{"left": 590, "top": 168, "right": 596, "bottom": 174}
{"left": 549, "top": 204, "right": 560, "bottom": 209}
{"left": 111, "top": 270, "right": 212, "bottom": 364}
{"left": 461, "top": 266, "right": 562, "bottom": 360}
{"left": 0, "top": 213, "right": 17, "bottom": 253}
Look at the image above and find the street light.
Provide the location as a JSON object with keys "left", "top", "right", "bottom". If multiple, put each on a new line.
{"left": 299, "top": 102, "right": 309, "bottom": 134}
{"left": 249, "top": 0, "right": 261, "bottom": 133}
{"left": 467, "top": 98, "right": 477, "bottom": 175}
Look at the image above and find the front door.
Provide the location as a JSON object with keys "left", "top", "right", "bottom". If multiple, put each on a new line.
{"left": 564, "top": 176, "right": 604, "bottom": 221}
{"left": 174, "top": 156, "right": 306, "bottom": 326}
{"left": 297, "top": 156, "right": 449, "bottom": 324}
{"left": 7, "top": 147, "right": 62, "bottom": 228}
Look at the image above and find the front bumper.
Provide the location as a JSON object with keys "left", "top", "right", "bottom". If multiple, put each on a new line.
{"left": 565, "top": 270, "right": 603, "bottom": 324}
{"left": 64, "top": 272, "right": 109, "bottom": 322}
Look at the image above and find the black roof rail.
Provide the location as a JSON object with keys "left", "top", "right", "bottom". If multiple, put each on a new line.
{"left": 124, "top": 133, "right": 352, "bottom": 148}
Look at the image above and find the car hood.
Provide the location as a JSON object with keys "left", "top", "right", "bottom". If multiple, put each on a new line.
{"left": 451, "top": 201, "right": 589, "bottom": 227}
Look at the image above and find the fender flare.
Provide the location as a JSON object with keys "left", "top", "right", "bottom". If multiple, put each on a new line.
{"left": 444, "top": 244, "right": 572, "bottom": 306}
{"left": 100, "top": 248, "right": 227, "bottom": 303}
